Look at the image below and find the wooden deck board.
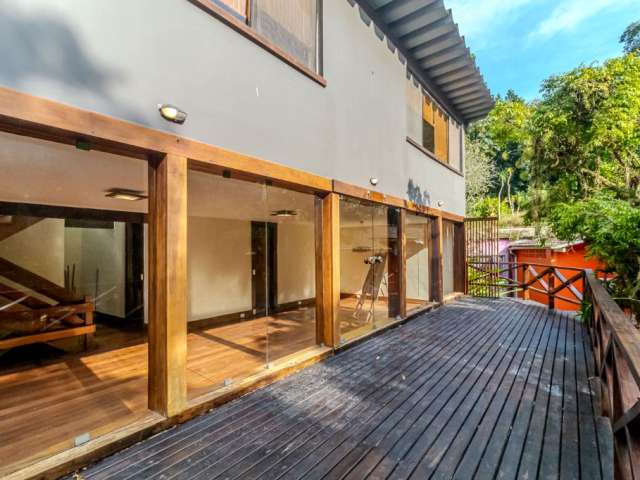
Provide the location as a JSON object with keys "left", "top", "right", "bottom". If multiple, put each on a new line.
{"left": 70, "top": 298, "right": 612, "bottom": 480}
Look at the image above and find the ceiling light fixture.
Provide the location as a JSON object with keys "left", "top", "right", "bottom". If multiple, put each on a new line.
{"left": 105, "top": 188, "right": 148, "bottom": 201}
{"left": 270, "top": 209, "right": 298, "bottom": 217}
{"left": 158, "top": 104, "right": 187, "bottom": 124}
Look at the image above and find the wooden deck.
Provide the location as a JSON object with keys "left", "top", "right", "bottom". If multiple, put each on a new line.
{"left": 69, "top": 297, "right": 613, "bottom": 480}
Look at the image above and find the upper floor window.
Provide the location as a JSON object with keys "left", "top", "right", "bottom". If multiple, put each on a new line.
{"left": 213, "top": 0, "right": 320, "bottom": 72}
{"left": 407, "top": 78, "right": 458, "bottom": 169}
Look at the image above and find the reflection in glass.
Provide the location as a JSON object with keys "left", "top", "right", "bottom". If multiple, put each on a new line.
{"left": 338, "top": 197, "right": 400, "bottom": 343}
{"left": 187, "top": 171, "right": 317, "bottom": 399}
{"left": 406, "top": 213, "right": 432, "bottom": 312}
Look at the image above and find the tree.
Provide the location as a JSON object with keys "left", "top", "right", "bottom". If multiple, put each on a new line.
{"left": 464, "top": 136, "right": 495, "bottom": 213}
{"left": 527, "top": 53, "right": 640, "bottom": 313}
{"left": 621, "top": 20, "right": 640, "bottom": 54}
{"left": 468, "top": 91, "right": 532, "bottom": 199}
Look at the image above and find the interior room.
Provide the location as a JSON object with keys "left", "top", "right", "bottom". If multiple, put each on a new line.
{"left": 338, "top": 196, "right": 401, "bottom": 343}
{"left": 186, "top": 169, "right": 318, "bottom": 399}
{"left": 0, "top": 131, "right": 151, "bottom": 474}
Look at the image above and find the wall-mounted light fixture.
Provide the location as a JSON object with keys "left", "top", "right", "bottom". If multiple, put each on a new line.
{"left": 270, "top": 209, "right": 298, "bottom": 217}
{"left": 437, "top": 200, "right": 444, "bottom": 207}
{"left": 369, "top": 177, "right": 379, "bottom": 186}
{"left": 105, "top": 188, "right": 148, "bottom": 201}
{"left": 158, "top": 104, "right": 187, "bottom": 124}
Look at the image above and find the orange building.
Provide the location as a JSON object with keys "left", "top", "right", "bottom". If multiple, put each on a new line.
{"left": 509, "top": 240, "right": 606, "bottom": 311}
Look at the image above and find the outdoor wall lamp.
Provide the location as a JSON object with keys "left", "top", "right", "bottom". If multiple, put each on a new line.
{"left": 369, "top": 177, "right": 379, "bottom": 186}
{"left": 158, "top": 104, "right": 187, "bottom": 124}
{"left": 437, "top": 200, "right": 444, "bottom": 207}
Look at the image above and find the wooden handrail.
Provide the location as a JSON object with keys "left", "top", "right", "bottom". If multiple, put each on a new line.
{"left": 466, "top": 260, "right": 586, "bottom": 308}
{"left": 584, "top": 270, "right": 640, "bottom": 479}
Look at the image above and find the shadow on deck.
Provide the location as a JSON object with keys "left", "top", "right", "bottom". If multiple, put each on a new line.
{"left": 70, "top": 297, "right": 614, "bottom": 479}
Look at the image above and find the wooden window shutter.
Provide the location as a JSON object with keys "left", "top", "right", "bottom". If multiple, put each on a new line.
{"left": 434, "top": 108, "right": 449, "bottom": 163}
{"left": 422, "top": 97, "right": 434, "bottom": 125}
{"left": 215, "top": 0, "right": 249, "bottom": 20}
{"left": 252, "top": 0, "right": 319, "bottom": 71}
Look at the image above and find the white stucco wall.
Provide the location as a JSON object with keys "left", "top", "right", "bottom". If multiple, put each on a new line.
{"left": 0, "top": 0, "right": 465, "bottom": 215}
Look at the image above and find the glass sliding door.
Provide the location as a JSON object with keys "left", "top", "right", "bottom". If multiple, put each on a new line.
{"left": 406, "top": 212, "right": 432, "bottom": 313}
{"left": 187, "top": 170, "right": 317, "bottom": 400}
{"left": 443, "top": 220, "right": 455, "bottom": 296}
{"left": 265, "top": 185, "right": 317, "bottom": 364}
{"left": 0, "top": 131, "right": 149, "bottom": 474}
{"left": 338, "top": 197, "right": 401, "bottom": 343}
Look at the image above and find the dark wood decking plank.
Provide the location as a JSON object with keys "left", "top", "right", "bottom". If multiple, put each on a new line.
{"left": 271, "top": 300, "right": 523, "bottom": 480}
{"left": 148, "top": 301, "right": 501, "bottom": 479}
{"left": 450, "top": 303, "right": 553, "bottom": 480}
{"left": 69, "top": 299, "right": 607, "bottom": 480}
{"left": 412, "top": 303, "right": 548, "bottom": 479}
{"left": 560, "top": 313, "right": 580, "bottom": 480}
{"left": 311, "top": 301, "right": 531, "bottom": 480}
{"left": 368, "top": 301, "right": 534, "bottom": 479}
{"left": 507, "top": 307, "right": 564, "bottom": 479}
{"left": 104, "top": 305, "right": 473, "bottom": 480}
{"left": 396, "top": 303, "right": 545, "bottom": 479}
{"left": 267, "top": 300, "right": 524, "bottom": 480}
{"left": 576, "top": 318, "right": 603, "bottom": 480}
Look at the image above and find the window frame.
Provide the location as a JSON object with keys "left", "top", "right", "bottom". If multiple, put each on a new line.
{"left": 190, "top": 0, "right": 325, "bottom": 87}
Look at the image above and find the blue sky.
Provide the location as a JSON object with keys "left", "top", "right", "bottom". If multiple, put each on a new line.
{"left": 445, "top": 0, "right": 638, "bottom": 100}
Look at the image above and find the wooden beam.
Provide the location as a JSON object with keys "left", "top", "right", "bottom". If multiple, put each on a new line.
{"left": 0, "top": 325, "right": 95, "bottom": 350}
{"left": 315, "top": 193, "right": 340, "bottom": 348}
{"left": 148, "top": 154, "right": 188, "bottom": 417}
{"left": 430, "top": 216, "right": 444, "bottom": 303}
{"left": 453, "top": 222, "right": 466, "bottom": 293}
{"left": 0, "top": 87, "right": 332, "bottom": 193}
{"left": 399, "top": 209, "right": 407, "bottom": 318}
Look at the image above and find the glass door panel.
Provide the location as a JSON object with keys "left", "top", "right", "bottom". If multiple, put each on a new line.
{"left": 186, "top": 171, "right": 268, "bottom": 399}
{"left": 406, "top": 213, "right": 431, "bottom": 312}
{"left": 372, "top": 205, "right": 401, "bottom": 329}
{"left": 264, "top": 185, "right": 317, "bottom": 365}
{"left": 339, "top": 197, "right": 375, "bottom": 342}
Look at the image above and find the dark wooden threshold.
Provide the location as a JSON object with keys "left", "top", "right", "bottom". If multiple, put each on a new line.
{"left": 187, "top": 0, "right": 327, "bottom": 88}
{"left": 406, "top": 136, "right": 464, "bottom": 177}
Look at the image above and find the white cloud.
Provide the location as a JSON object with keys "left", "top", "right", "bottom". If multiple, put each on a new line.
{"left": 530, "top": 0, "right": 633, "bottom": 40}
{"left": 445, "top": 0, "right": 535, "bottom": 47}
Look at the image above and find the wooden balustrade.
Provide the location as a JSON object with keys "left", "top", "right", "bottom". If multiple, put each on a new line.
{"left": 466, "top": 260, "right": 586, "bottom": 308}
{"left": 584, "top": 271, "right": 640, "bottom": 480}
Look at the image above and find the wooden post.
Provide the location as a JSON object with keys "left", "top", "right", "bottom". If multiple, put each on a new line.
{"left": 430, "top": 216, "right": 444, "bottom": 303}
{"left": 399, "top": 209, "right": 407, "bottom": 318}
{"left": 522, "top": 264, "right": 530, "bottom": 301}
{"left": 386, "top": 208, "right": 404, "bottom": 319}
{"left": 315, "top": 193, "right": 340, "bottom": 347}
{"left": 148, "top": 154, "right": 188, "bottom": 417}
{"left": 548, "top": 269, "right": 556, "bottom": 310}
{"left": 453, "top": 222, "right": 466, "bottom": 294}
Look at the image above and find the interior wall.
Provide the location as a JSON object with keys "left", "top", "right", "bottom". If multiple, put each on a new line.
{"left": 406, "top": 247, "right": 429, "bottom": 301}
{"left": 64, "top": 223, "right": 126, "bottom": 317}
{"left": 188, "top": 216, "right": 252, "bottom": 321}
{"left": 443, "top": 221, "right": 455, "bottom": 295}
{"left": 276, "top": 222, "right": 315, "bottom": 305}
{"left": 0, "top": 218, "right": 65, "bottom": 286}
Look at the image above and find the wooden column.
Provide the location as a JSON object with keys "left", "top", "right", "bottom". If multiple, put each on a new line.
{"left": 399, "top": 209, "right": 407, "bottom": 318}
{"left": 430, "top": 216, "right": 444, "bottom": 303}
{"left": 453, "top": 222, "right": 466, "bottom": 293}
{"left": 148, "top": 154, "right": 188, "bottom": 417}
{"left": 386, "top": 208, "right": 404, "bottom": 319}
{"left": 315, "top": 193, "right": 340, "bottom": 348}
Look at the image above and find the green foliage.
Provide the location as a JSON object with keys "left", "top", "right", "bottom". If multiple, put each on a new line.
{"left": 548, "top": 196, "right": 640, "bottom": 307}
{"left": 468, "top": 91, "right": 533, "bottom": 197}
{"left": 464, "top": 136, "right": 496, "bottom": 211}
{"left": 621, "top": 20, "right": 640, "bottom": 54}
{"left": 528, "top": 54, "right": 640, "bottom": 206}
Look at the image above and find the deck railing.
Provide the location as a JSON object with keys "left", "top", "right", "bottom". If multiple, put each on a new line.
{"left": 466, "top": 260, "right": 586, "bottom": 308}
{"left": 584, "top": 271, "right": 640, "bottom": 480}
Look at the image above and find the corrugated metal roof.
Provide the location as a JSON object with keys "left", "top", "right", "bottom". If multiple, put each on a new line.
{"left": 354, "top": 0, "right": 494, "bottom": 124}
